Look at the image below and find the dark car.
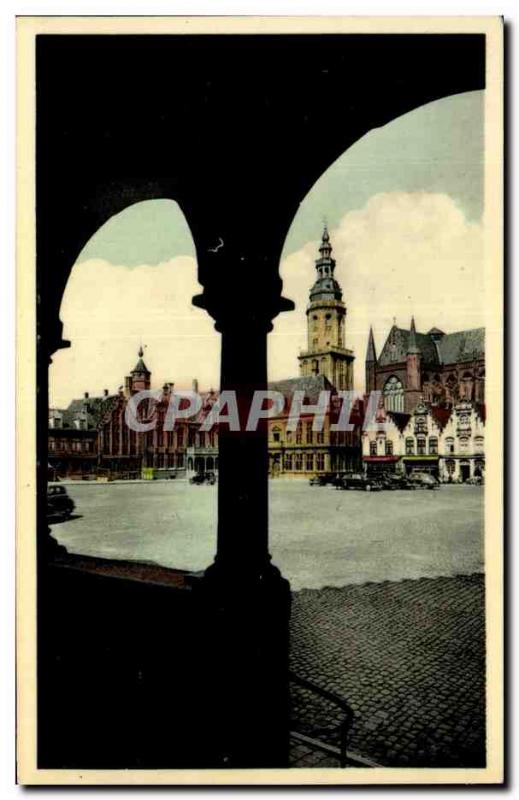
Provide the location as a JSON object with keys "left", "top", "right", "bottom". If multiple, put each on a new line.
{"left": 47, "top": 484, "right": 75, "bottom": 520}
{"left": 309, "top": 473, "right": 336, "bottom": 487}
{"left": 337, "top": 473, "right": 383, "bottom": 491}
{"left": 189, "top": 471, "right": 217, "bottom": 485}
{"left": 380, "top": 474, "right": 416, "bottom": 490}
{"left": 408, "top": 472, "right": 439, "bottom": 489}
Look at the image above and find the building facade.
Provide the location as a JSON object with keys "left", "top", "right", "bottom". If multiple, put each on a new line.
{"left": 365, "top": 319, "right": 485, "bottom": 415}
{"left": 362, "top": 398, "right": 485, "bottom": 482}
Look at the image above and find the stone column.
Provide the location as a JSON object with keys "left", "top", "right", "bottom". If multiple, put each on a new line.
{"left": 195, "top": 315, "right": 291, "bottom": 768}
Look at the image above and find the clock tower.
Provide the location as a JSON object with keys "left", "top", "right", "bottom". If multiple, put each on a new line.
{"left": 298, "top": 227, "right": 354, "bottom": 391}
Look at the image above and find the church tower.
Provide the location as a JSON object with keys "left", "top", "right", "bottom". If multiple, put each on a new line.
{"left": 298, "top": 226, "right": 354, "bottom": 391}
{"left": 128, "top": 346, "right": 151, "bottom": 393}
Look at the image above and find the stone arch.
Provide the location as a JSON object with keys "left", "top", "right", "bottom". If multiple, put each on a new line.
{"left": 383, "top": 375, "right": 405, "bottom": 413}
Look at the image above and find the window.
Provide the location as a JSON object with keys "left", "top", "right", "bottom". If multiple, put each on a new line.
{"left": 305, "top": 453, "right": 313, "bottom": 471}
{"left": 475, "top": 436, "right": 484, "bottom": 454}
{"left": 296, "top": 423, "right": 303, "bottom": 444}
{"left": 177, "top": 453, "right": 184, "bottom": 468}
{"left": 383, "top": 375, "right": 404, "bottom": 413}
{"left": 272, "top": 426, "right": 281, "bottom": 443}
{"left": 295, "top": 453, "right": 303, "bottom": 471}
{"left": 177, "top": 426, "right": 184, "bottom": 448}
{"left": 459, "top": 436, "right": 469, "bottom": 453}
{"left": 167, "top": 430, "right": 174, "bottom": 447}
{"left": 405, "top": 438, "right": 414, "bottom": 455}
{"left": 386, "top": 440, "right": 393, "bottom": 456}
{"left": 429, "top": 437, "right": 438, "bottom": 455}
{"left": 49, "top": 439, "right": 55, "bottom": 451}
{"left": 306, "top": 422, "right": 313, "bottom": 444}
{"left": 445, "top": 437, "right": 455, "bottom": 454}
{"left": 370, "top": 441, "right": 377, "bottom": 456}
{"left": 316, "top": 453, "right": 325, "bottom": 471}
{"left": 284, "top": 453, "right": 293, "bottom": 471}
{"left": 417, "top": 436, "right": 426, "bottom": 455}
{"left": 317, "top": 430, "right": 324, "bottom": 444}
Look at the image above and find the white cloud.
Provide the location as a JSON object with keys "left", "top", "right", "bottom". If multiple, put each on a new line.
{"left": 51, "top": 191, "right": 485, "bottom": 406}
{"left": 50, "top": 257, "right": 220, "bottom": 407}
{"left": 270, "top": 192, "right": 485, "bottom": 389}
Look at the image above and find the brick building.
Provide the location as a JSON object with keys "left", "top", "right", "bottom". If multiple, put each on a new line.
{"left": 365, "top": 319, "right": 485, "bottom": 415}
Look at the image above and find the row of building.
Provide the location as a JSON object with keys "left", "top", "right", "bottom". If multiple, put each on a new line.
{"left": 49, "top": 228, "right": 485, "bottom": 483}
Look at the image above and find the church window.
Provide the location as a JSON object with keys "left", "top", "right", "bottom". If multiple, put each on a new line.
{"left": 383, "top": 375, "right": 404, "bottom": 413}
{"left": 405, "top": 437, "right": 414, "bottom": 455}
{"left": 429, "top": 437, "right": 438, "bottom": 455}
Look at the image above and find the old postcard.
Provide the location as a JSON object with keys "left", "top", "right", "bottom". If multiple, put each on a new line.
{"left": 16, "top": 15, "right": 503, "bottom": 785}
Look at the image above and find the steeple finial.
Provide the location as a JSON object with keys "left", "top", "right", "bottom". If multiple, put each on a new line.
{"left": 138, "top": 344, "right": 144, "bottom": 358}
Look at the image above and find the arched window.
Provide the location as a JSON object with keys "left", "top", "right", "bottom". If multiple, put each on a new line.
{"left": 474, "top": 436, "right": 484, "bottom": 454}
{"left": 383, "top": 375, "right": 404, "bottom": 412}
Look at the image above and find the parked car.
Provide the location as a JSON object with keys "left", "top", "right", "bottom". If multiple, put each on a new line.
{"left": 337, "top": 473, "right": 383, "bottom": 491}
{"left": 309, "top": 473, "right": 336, "bottom": 486}
{"left": 408, "top": 472, "right": 439, "bottom": 489}
{"left": 47, "top": 484, "right": 75, "bottom": 520}
{"left": 189, "top": 471, "right": 217, "bottom": 485}
{"left": 379, "top": 474, "right": 416, "bottom": 490}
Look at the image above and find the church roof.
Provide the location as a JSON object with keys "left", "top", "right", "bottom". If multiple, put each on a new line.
{"left": 437, "top": 328, "right": 485, "bottom": 365}
{"left": 377, "top": 325, "right": 485, "bottom": 367}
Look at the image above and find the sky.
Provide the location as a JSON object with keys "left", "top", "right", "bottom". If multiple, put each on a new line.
{"left": 50, "top": 90, "right": 484, "bottom": 407}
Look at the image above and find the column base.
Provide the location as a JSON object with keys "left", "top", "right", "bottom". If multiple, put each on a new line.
{"left": 194, "top": 557, "right": 292, "bottom": 768}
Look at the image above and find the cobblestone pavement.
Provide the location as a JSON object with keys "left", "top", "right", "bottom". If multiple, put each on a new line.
{"left": 289, "top": 574, "right": 485, "bottom": 768}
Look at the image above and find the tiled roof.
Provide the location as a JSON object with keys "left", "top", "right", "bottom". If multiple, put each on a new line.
{"left": 268, "top": 375, "right": 335, "bottom": 405}
{"left": 377, "top": 325, "right": 484, "bottom": 367}
{"left": 52, "top": 395, "right": 118, "bottom": 430}
{"left": 437, "top": 329, "right": 485, "bottom": 365}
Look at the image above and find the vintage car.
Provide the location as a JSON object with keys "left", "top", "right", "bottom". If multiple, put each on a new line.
{"left": 379, "top": 473, "right": 416, "bottom": 490}
{"left": 408, "top": 472, "right": 439, "bottom": 489}
{"left": 189, "top": 471, "right": 217, "bottom": 485}
{"left": 336, "top": 473, "right": 383, "bottom": 491}
{"left": 309, "top": 473, "right": 336, "bottom": 487}
{"left": 47, "top": 484, "right": 76, "bottom": 520}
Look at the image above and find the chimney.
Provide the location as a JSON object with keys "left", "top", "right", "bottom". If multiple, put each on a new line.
{"left": 192, "top": 378, "right": 199, "bottom": 395}
{"left": 84, "top": 391, "right": 89, "bottom": 399}
{"left": 103, "top": 388, "right": 109, "bottom": 397}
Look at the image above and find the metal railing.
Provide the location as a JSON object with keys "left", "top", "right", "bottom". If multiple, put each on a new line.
{"left": 289, "top": 670, "right": 380, "bottom": 768}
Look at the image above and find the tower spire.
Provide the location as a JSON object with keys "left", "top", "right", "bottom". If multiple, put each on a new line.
{"left": 407, "top": 316, "right": 420, "bottom": 354}
{"left": 366, "top": 326, "right": 377, "bottom": 363}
